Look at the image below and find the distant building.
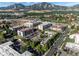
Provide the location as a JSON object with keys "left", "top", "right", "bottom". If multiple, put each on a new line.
{"left": 69, "top": 33, "right": 79, "bottom": 44}
{"left": 38, "top": 22, "right": 52, "bottom": 30}
{"left": 50, "top": 24, "right": 66, "bottom": 32}
{"left": 9, "top": 26, "right": 26, "bottom": 32}
{"left": 0, "top": 41, "right": 32, "bottom": 56}
{"left": 24, "top": 20, "right": 41, "bottom": 28}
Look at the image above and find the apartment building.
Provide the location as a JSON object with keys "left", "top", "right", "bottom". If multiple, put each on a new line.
{"left": 17, "top": 28, "right": 37, "bottom": 38}
{"left": 38, "top": 22, "right": 52, "bottom": 30}
{"left": 24, "top": 20, "right": 41, "bottom": 28}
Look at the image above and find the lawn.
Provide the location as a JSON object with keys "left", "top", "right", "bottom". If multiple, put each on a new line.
{"left": 0, "top": 31, "right": 6, "bottom": 44}
{"left": 67, "top": 38, "right": 75, "bottom": 43}
{"left": 70, "top": 26, "right": 79, "bottom": 35}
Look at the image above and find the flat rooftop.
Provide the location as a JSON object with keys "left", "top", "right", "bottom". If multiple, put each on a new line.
{"left": 39, "top": 22, "right": 52, "bottom": 26}
{"left": 0, "top": 41, "right": 32, "bottom": 56}
{"left": 18, "top": 28, "right": 32, "bottom": 32}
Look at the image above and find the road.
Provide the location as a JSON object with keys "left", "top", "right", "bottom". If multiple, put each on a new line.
{"left": 44, "top": 27, "right": 69, "bottom": 56}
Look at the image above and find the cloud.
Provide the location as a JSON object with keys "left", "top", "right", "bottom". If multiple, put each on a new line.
{"left": 63, "top": 2, "right": 79, "bottom": 6}
{"left": 0, "top": 2, "right": 15, "bottom": 7}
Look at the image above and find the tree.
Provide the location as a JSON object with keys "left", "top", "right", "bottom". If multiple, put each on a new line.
{"left": 2, "top": 21, "right": 6, "bottom": 24}
{"left": 41, "top": 44, "right": 48, "bottom": 53}
{"left": 21, "top": 44, "right": 28, "bottom": 53}
{"left": 35, "top": 44, "right": 49, "bottom": 54}
{"left": 35, "top": 44, "right": 43, "bottom": 54}
{"left": 40, "top": 34, "right": 44, "bottom": 38}
{"left": 30, "top": 41, "right": 35, "bottom": 48}
{"left": 77, "top": 26, "right": 79, "bottom": 30}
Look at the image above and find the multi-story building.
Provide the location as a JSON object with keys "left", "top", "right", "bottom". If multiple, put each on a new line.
{"left": 9, "top": 26, "right": 26, "bottom": 32}
{"left": 38, "top": 22, "right": 52, "bottom": 30}
{"left": 50, "top": 24, "right": 67, "bottom": 32}
{"left": 17, "top": 28, "right": 37, "bottom": 38}
{"left": 24, "top": 20, "right": 41, "bottom": 28}
{"left": 0, "top": 41, "right": 32, "bottom": 56}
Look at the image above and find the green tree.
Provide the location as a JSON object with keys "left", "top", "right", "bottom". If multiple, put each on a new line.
{"left": 35, "top": 44, "right": 43, "bottom": 53}
{"left": 30, "top": 41, "right": 35, "bottom": 48}
{"left": 41, "top": 44, "right": 48, "bottom": 53}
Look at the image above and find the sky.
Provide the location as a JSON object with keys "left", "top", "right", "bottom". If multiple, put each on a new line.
{"left": 0, "top": 2, "right": 79, "bottom": 7}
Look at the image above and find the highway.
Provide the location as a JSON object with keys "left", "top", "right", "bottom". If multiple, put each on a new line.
{"left": 44, "top": 27, "right": 69, "bottom": 56}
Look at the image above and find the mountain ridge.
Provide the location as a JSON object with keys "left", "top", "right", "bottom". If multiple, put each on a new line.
{"left": 0, "top": 2, "right": 79, "bottom": 11}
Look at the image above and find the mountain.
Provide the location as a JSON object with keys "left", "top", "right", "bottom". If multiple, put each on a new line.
{"left": 70, "top": 4, "right": 79, "bottom": 11}
{"left": 1, "top": 2, "right": 79, "bottom": 11}
{"left": 0, "top": 3, "right": 25, "bottom": 10}
{"left": 29, "top": 2, "right": 68, "bottom": 10}
{"left": 73, "top": 4, "right": 79, "bottom": 8}
{"left": 0, "top": 2, "right": 68, "bottom": 11}
{"left": 30, "top": 2, "right": 54, "bottom": 10}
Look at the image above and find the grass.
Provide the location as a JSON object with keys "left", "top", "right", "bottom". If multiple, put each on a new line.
{"left": 66, "top": 38, "right": 75, "bottom": 43}
{"left": 0, "top": 31, "right": 6, "bottom": 44}
{"left": 0, "top": 31, "right": 4, "bottom": 38}
{"left": 70, "top": 29, "right": 79, "bottom": 34}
